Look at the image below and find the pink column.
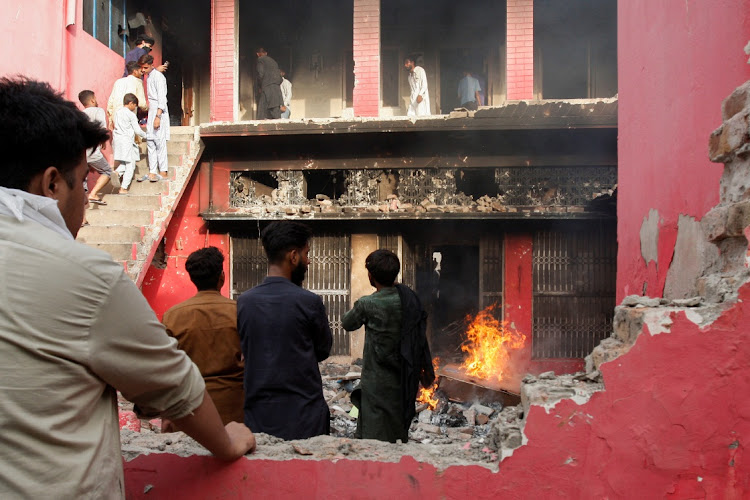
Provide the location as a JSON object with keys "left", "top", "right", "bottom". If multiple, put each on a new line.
{"left": 506, "top": 0, "right": 534, "bottom": 100}
{"left": 210, "top": 0, "right": 237, "bottom": 122}
{"left": 353, "top": 0, "right": 380, "bottom": 117}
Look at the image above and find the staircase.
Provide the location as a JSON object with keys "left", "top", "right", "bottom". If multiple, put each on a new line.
{"left": 77, "top": 126, "right": 203, "bottom": 284}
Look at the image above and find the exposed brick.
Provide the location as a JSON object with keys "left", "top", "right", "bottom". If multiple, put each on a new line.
{"left": 210, "top": 0, "right": 237, "bottom": 122}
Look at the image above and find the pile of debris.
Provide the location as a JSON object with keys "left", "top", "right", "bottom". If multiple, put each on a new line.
{"left": 118, "top": 362, "right": 603, "bottom": 469}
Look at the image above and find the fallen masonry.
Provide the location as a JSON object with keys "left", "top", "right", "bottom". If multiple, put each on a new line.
{"left": 119, "top": 362, "right": 604, "bottom": 470}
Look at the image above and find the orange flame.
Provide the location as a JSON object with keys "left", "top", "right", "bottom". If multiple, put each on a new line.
{"left": 416, "top": 357, "right": 441, "bottom": 410}
{"left": 460, "top": 305, "right": 526, "bottom": 382}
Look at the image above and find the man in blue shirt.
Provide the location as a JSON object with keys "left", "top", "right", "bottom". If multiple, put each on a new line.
{"left": 458, "top": 70, "right": 482, "bottom": 111}
{"left": 237, "top": 221, "right": 332, "bottom": 440}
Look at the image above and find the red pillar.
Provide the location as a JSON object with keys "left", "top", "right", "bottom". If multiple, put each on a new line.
{"left": 210, "top": 0, "right": 237, "bottom": 122}
{"left": 506, "top": 0, "right": 534, "bottom": 100}
{"left": 353, "top": 0, "right": 380, "bottom": 117}
{"left": 504, "top": 233, "right": 533, "bottom": 373}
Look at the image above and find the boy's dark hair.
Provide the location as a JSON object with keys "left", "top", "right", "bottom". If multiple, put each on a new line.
{"left": 135, "top": 35, "right": 155, "bottom": 46}
{"left": 78, "top": 89, "right": 95, "bottom": 106}
{"left": 185, "top": 247, "right": 225, "bottom": 291}
{"left": 123, "top": 93, "right": 138, "bottom": 106}
{"left": 261, "top": 221, "right": 312, "bottom": 264}
{"left": 126, "top": 61, "right": 141, "bottom": 75}
{"left": 138, "top": 54, "right": 155, "bottom": 66}
{"left": 404, "top": 55, "right": 417, "bottom": 65}
{"left": 0, "top": 77, "right": 109, "bottom": 190}
{"left": 365, "top": 249, "right": 400, "bottom": 287}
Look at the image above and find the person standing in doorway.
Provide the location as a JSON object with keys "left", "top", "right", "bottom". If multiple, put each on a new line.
{"left": 457, "top": 70, "right": 481, "bottom": 110}
{"left": 138, "top": 54, "right": 169, "bottom": 182}
{"left": 280, "top": 69, "right": 292, "bottom": 119}
{"left": 255, "top": 48, "right": 284, "bottom": 120}
{"left": 405, "top": 55, "right": 431, "bottom": 117}
{"left": 237, "top": 221, "right": 332, "bottom": 440}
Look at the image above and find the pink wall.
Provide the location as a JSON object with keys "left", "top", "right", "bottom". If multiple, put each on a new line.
{"left": 141, "top": 171, "right": 231, "bottom": 320}
{"left": 617, "top": 0, "right": 750, "bottom": 301}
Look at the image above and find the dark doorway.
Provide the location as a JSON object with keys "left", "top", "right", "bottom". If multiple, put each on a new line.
{"left": 430, "top": 244, "right": 480, "bottom": 356}
{"left": 439, "top": 48, "right": 488, "bottom": 112}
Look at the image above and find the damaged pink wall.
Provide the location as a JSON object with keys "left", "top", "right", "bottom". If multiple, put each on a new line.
{"left": 126, "top": 285, "right": 750, "bottom": 498}
{"left": 141, "top": 171, "right": 230, "bottom": 319}
{"left": 617, "top": 0, "right": 750, "bottom": 301}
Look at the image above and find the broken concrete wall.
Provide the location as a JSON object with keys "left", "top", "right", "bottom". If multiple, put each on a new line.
{"left": 616, "top": 0, "right": 750, "bottom": 301}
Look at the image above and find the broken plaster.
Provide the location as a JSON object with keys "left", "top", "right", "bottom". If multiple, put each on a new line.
{"left": 640, "top": 208, "right": 661, "bottom": 265}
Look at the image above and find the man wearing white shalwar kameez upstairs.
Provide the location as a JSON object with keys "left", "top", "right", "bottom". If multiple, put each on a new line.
{"left": 405, "top": 56, "right": 431, "bottom": 117}
{"left": 139, "top": 54, "right": 170, "bottom": 182}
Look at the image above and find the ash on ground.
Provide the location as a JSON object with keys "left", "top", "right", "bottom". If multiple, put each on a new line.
{"left": 120, "top": 362, "right": 603, "bottom": 471}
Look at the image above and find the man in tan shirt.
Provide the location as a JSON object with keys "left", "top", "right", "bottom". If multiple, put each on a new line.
{"left": 163, "top": 247, "right": 245, "bottom": 425}
{"left": 0, "top": 77, "right": 255, "bottom": 499}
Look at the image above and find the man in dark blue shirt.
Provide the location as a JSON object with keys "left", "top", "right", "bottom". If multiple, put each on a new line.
{"left": 237, "top": 221, "right": 332, "bottom": 440}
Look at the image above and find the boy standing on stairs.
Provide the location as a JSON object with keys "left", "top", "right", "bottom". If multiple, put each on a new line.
{"left": 78, "top": 90, "right": 113, "bottom": 205}
{"left": 113, "top": 94, "right": 147, "bottom": 193}
{"left": 138, "top": 54, "right": 170, "bottom": 183}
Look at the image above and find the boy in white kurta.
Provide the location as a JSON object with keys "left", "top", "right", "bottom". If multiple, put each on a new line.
{"left": 113, "top": 94, "right": 147, "bottom": 193}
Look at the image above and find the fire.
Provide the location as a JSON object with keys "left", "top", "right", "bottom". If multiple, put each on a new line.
{"left": 460, "top": 305, "right": 526, "bottom": 382}
{"left": 416, "top": 357, "right": 441, "bottom": 410}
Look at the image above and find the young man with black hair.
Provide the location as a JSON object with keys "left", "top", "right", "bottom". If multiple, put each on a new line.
{"left": 138, "top": 53, "right": 169, "bottom": 182}
{"left": 0, "top": 77, "right": 255, "bottom": 499}
{"left": 163, "top": 247, "right": 244, "bottom": 426}
{"left": 122, "top": 35, "right": 167, "bottom": 77}
{"left": 404, "top": 55, "right": 431, "bottom": 117}
{"left": 342, "top": 249, "right": 435, "bottom": 443}
{"left": 108, "top": 61, "right": 148, "bottom": 128}
{"left": 255, "top": 47, "right": 284, "bottom": 120}
{"left": 237, "top": 221, "right": 333, "bottom": 440}
{"left": 78, "top": 89, "right": 114, "bottom": 205}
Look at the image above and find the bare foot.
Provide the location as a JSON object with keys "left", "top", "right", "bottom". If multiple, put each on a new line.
{"left": 119, "top": 189, "right": 129, "bottom": 194}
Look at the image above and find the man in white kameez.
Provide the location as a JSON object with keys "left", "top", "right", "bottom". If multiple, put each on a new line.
{"left": 280, "top": 69, "right": 292, "bottom": 119}
{"left": 405, "top": 56, "right": 431, "bottom": 117}
{"left": 139, "top": 54, "right": 170, "bottom": 182}
{"left": 107, "top": 61, "right": 148, "bottom": 129}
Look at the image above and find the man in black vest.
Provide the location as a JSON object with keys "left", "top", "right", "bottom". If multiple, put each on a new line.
{"left": 255, "top": 47, "right": 283, "bottom": 120}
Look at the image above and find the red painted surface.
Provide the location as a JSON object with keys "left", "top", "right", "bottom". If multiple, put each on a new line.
{"left": 617, "top": 0, "right": 750, "bottom": 301}
{"left": 503, "top": 234, "right": 533, "bottom": 384}
{"left": 141, "top": 172, "right": 231, "bottom": 320}
{"left": 353, "top": 0, "right": 380, "bottom": 117}
{"left": 210, "top": 0, "right": 236, "bottom": 122}
{"left": 125, "top": 284, "right": 750, "bottom": 497}
{"left": 506, "top": 0, "right": 533, "bottom": 100}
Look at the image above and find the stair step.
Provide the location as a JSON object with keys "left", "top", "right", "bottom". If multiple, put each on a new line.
{"left": 125, "top": 178, "right": 170, "bottom": 195}
{"left": 167, "top": 140, "right": 190, "bottom": 155}
{"left": 99, "top": 194, "right": 161, "bottom": 210}
{"left": 87, "top": 209, "right": 152, "bottom": 226}
{"left": 77, "top": 225, "right": 143, "bottom": 242}
{"left": 90, "top": 242, "right": 136, "bottom": 261}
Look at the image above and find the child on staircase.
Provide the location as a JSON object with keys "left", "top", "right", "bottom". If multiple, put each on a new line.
{"left": 113, "top": 93, "right": 147, "bottom": 194}
{"left": 78, "top": 90, "right": 113, "bottom": 205}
